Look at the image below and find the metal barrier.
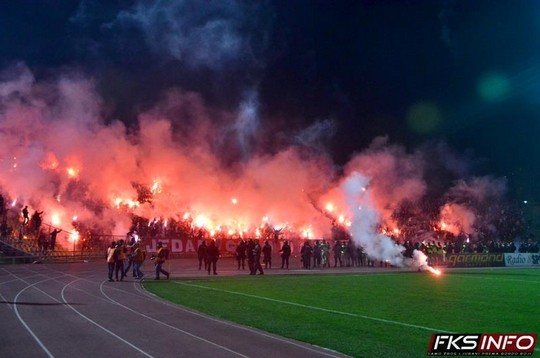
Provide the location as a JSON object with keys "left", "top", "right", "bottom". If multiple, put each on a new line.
{"left": 0, "top": 252, "right": 105, "bottom": 265}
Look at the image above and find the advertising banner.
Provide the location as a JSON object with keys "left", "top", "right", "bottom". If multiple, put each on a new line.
{"left": 142, "top": 238, "right": 285, "bottom": 255}
{"left": 446, "top": 253, "right": 505, "bottom": 268}
{"left": 144, "top": 238, "right": 240, "bottom": 254}
{"left": 504, "top": 253, "right": 540, "bottom": 267}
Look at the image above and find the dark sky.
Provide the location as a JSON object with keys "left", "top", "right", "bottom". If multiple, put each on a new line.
{"left": 0, "top": 0, "right": 539, "bottom": 201}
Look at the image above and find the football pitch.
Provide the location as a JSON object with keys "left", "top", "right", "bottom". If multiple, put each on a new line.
{"left": 144, "top": 268, "right": 540, "bottom": 357}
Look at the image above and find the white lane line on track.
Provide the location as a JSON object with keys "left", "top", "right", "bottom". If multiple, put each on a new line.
{"left": 36, "top": 267, "right": 540, "bottom": 354}
{"left": 0, "top": 289, "right": 12, "bottom": 310}
{"left": 175, "top": 281, "right": 454, "bottom": 334}
{"left": 102, "top": 278, "right": 345, "bottom": 358}
{"left": 97, "top": 279, "right": 249, "bottom": 358}
{"left": 59, "top": 274, "right": 345, "bottom": 357}
{"left": 28, "top": 268, "right": 252, "bottom": 357}
{"left": 138, "top": 281, "right": 346, "bottom": 358}
{"left": 8, "top": 272, "right": 66, "bottom": 358}
{"left": 0, "top": 273, "right": 59, "bottom": 311}
{"left": 0, "top": 274, "right": 44, "bottom": 286}
{"left": 60, "top": 279, "right": 154, "bottom": 358}
{"left": 4, "top": 268, "right": 154, "bottom": 358}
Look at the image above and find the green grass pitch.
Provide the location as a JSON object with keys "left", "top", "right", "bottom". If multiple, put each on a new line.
{"left": 144, "top": 268, "right": 540, "bottom": 357}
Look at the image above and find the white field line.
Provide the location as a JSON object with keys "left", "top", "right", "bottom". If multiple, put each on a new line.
{"left": 448, "top": 274, "right": 540, "bottom": 284}
{"left": 175, "top": 281, "right": 540, "bottom": 353}
{"left": 174, "top": 281, "right": 453, "bottom": 333}
{"left": 447, "top": 273, "right": 540, "bottom": 352}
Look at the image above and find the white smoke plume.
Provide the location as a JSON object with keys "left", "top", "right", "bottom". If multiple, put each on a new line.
{"left": 234, "top": 88, "right": 260, "bottom": 160}
{"left": 294, "top": 119, "right": 337, "bottom": 151}
{"left": 341, "top": 172, "right": 405, "bottom": 266}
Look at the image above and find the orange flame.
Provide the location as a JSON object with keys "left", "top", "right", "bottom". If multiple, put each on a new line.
{"left": 427, "top": 266, "right": 442, "bottom": 276}
{"left": 41, "top": 152, "right": 60, "bottom": 170}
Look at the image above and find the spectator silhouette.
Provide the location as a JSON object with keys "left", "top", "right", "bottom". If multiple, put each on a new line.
{"left": 22, "top": 206, "right": 29, "bottom": 225}
{"left": 31, "top": 210, "right": 44, "bottom": 233}
{"left": 206, "top": 240, "right": 220, "bottom": 275}
{"left": 49, "top": 229, "right": 61, "bottom": 251}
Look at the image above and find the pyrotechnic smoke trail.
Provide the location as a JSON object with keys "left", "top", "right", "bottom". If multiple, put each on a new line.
{"left": 341, "top": 172, "right": 442, "bottom": 274}
{"left": 341, "top": 172, "right": 405, "bottom": 266}
{"left": 234, "top": 88, "right": 260, "bottom": 161}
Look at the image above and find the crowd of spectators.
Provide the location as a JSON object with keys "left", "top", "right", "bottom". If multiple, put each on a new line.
{"left": 0, "top": 195, "right": 539, "bottom": 270}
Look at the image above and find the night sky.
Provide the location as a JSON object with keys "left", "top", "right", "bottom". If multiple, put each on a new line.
{"left": 1, "top": 0, "right": 539, "bottom": 203}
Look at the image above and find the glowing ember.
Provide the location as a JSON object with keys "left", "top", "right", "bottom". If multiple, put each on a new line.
{"left": 70, "top": 230, "right": 79, "bottom": 242}
{"left": 66, "top": 167, "right": 80, "bottom": 179}
{"left": 150, "top": 179, "right": 162, "bottom": 194}
{"left": 195, "top": 214, "right": 209, "bottom": 228}
{"left": 51, "top": 213, "right": 61, "bottom": 226}
{"left": 114, "top": 197, "right": 140, "bottom": 209}
{"left": 301, "top": 226, "right": 313, "bottom": 239}
{"left": 41, "top": 153, "right": 60, "bottom": 170}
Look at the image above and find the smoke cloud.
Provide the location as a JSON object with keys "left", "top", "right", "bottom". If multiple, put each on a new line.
{"left": 0, "top": 64, "right": 512, "bottom": 264}
{"left": 108, "top": 0, "right": 270, "bottom": 72}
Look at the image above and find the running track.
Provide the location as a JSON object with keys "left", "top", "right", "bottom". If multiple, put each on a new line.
{"left": 0, "top": 259, "right": 351, "bottom": 358}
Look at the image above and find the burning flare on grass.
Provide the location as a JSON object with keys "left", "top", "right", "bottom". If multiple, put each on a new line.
{"left": 413, "top": 250, "right": 442, "bottom": 276}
